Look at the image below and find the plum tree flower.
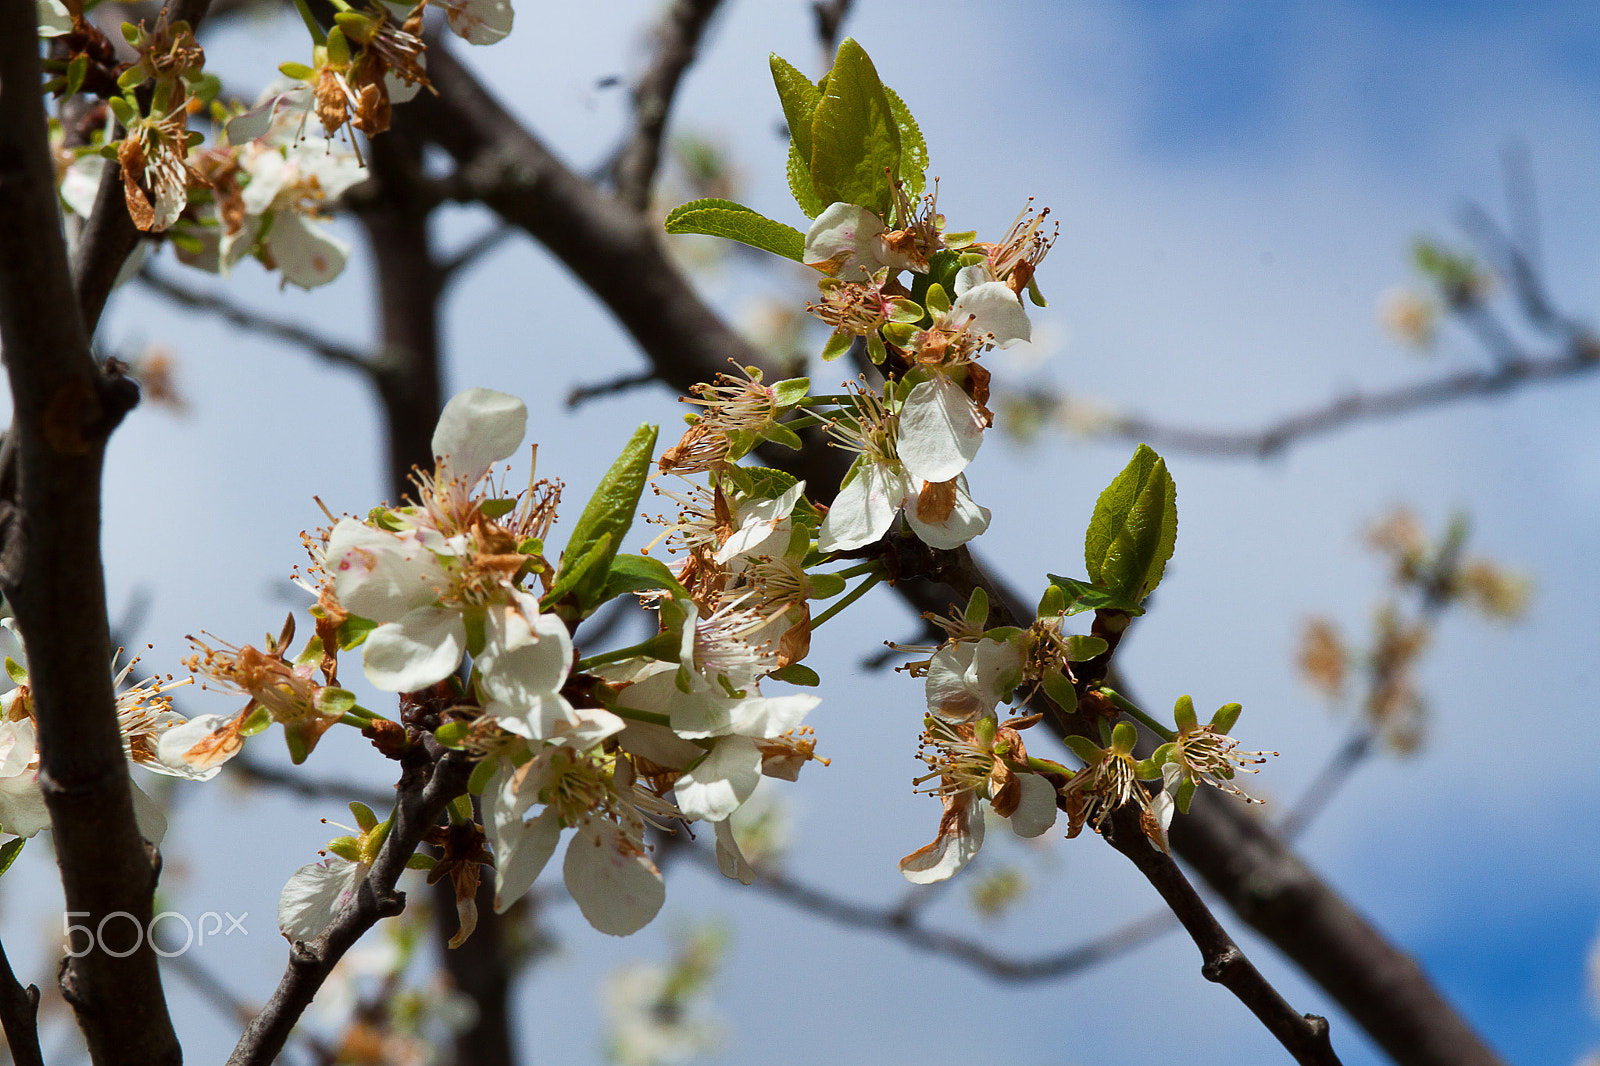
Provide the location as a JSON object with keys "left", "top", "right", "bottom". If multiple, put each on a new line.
{"left": 279, "top": 803, "right": 389, "bottom": 942}
{"left": 321, "top": 388, "right": 546, "bottom": 695}
{"left": 803, "top": 202, "right": 926, "bottom": 280}
{"left": 816, "top": 386, "right": 990, "bottom": 553}
{"left": 484, "top": 733, "right": 675, "bottom": 935}
{"left": 900, "top": 712, "right": 1057, "bottom": 884}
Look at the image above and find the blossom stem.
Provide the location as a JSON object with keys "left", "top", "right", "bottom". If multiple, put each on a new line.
{"left": 827, "top": 560, "right": 884, "bottom": 580}
{"left": 1097, "top": 686, "right": 1176, "bottom": 743}
{"left": 574, "top": 634, "right": 676, "bottom": 672}
{"left": 608, "top": 704, "right": 672, "bottom": 728}
{"left": 338, "top": 713, "right": 369, "bottom": 729}
{"left": 809, "top": 572, "right": 883, "bottom": 630}
{"left": 290, "top": 0, "right": 327, "bottom": 42}
{"left": 780, "top": 413, "right": 830, "bottom": 432}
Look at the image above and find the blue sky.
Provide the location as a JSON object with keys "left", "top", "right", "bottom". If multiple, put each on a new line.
{"left": 5, "top": 2, "right": 1600, "bottom": 1065}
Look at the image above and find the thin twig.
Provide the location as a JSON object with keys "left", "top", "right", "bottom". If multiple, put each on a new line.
{"left": 611, "top": 0, "right": 727, "bottom": 212}
{"left": 0, "top": 939, "right": 44, "bottom": 1066}
{"left": 567, "top": 369, "right": 660, "bottom": 408}
{"left": 231, "top": 755, "right": 394, "bottom": 810}
{"left": 136, "top": 266, "right": 373, "bottom": 373}
{"left": 1069, "top": 336, "right": 1600, "bottom": 458}
{"left": 437, "top": 224, "right": 516, "bottom": 285}
{"left": 1104, "top": 805, "right": 1342, "bottom": 1066}
{"left": 682, "top": 846, "right": 1175, "bottom": 981}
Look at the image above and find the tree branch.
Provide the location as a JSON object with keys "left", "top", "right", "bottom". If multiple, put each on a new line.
{"left": 610, "top": 0, "right": 726, "bottom": 212}
{"left": 136, "top": 265, "right": 374, "bottom": 372}
{"left": 225, "top": 749, "right": 472, "bottom": 1066}
{"left": 0, "top": 14, "right": 181, "bottom": 1066}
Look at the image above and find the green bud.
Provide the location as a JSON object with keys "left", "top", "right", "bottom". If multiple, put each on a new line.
{"left": 1110, "top": 721, "right": 1138, "bottom": 754}
{"left": 964, "top": 586, "right": 989, "bottom": 628}
{"left": 325, "top": 836, "right": 361, "bottom": 862}
{"left": 1041, "top": 667, "right": 1077, "bottom": 714}
{"left": 974, "top": 714, "right": 997, "bottom": 750}
{"left": 1173, "top": 694, "right": 1198, "bottom": 732}
{"left": 1211, "top": 702, "right": 1242, "bottom": 734}
{"left": 1036, "top": 582, "right": 1066, "bottom": 618}
{"left": 349, "top": 802, "right": 379, "bottom": 832}
{"left": 1062, "top": 735, "right": 1102, "bottom": 765}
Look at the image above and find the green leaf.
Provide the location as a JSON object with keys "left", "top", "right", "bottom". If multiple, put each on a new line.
{"left": 65, "top": 54, "right": 88, "bottom": 99}
{"left": 1083, "top": 444, "right": 1178, "bottom": 605}
{"left": 555, "top": 424, "right": 658, "bottom": 614}
{"left": 1041, "top": 667, "right": 1077, "bottom": 713}
{"left": 0, "top": 837, "right": 24, "bottom": 879}
{"left": 808, "top": 39, "right": 900, "bottom": 220}
{"left": 601, "top": 553, "right": 689, "bottom": 603}
{"left": 807, "top": 572, "right": 847, "bottom": 599}
{"left": 769, "top": 53, "right": 821, "bottom": 164}
{"left": 541, "top": 532, "right": 612, "bottom": 611}
{"left": 724, "top": 465, "right": 799, "bottom": 500}
{"left": 883, "top": 85, "right": 927, "bottom": 199}
{"left": 468, "top": 757, "right": 498, "bottom": 796}
{"left": 1062, "top": 634, "right": 1109, "bottom": 661}
{"left": 434, "top": 721, "right": 471, "bottom": 749}
{"left": 1043, "top": 574, "right": 1144, "bottom": 616}
{"left": 771, "top": 377, "right": 811, "bottom": 406}
{"left": 769, "top": 663, "right": 820, "bottom": 687}
{"left": 787, "top": 140, "right": 828, "bottom": 219}
{"left": 479, "top": 497, "right": 516, "bottom": 518}
{"left": 338, "top": 615, "right": 379, "bottom": 649}
{"left": 664, "top": 198, "right": 805, "bottom": 263}
{"left": 279, "top": 61, "right": 315, "bottom": 81}
{"left": 964, "top": 586, "right": 989, "bottom": 628}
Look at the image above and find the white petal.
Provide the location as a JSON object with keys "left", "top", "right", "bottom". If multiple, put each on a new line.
{"left": 240, "top": 151, "right": 289, "bottom": 215}
{"left": 60, "top": 155, "right": 105, "bottom": 220}
{"left": 491, "top": 804, "right": 561, "bottom": 913}
{"left": 267, "top": 210, "right": 349, "bottom": 289}
{"left": 443, "top": 0, "right": 513, "bottom": 43}
{"left": 431, "top": 388, "right": 527, "bottom": 485}
{"left": 715, "top": 484, "right": 804, "bottom": 564}
{"left": 897, "top": 376, "right": 985, "bottom": 483}
{"left": 478, "top": 594, "right": 576, "bottom": 739}
{"left": 898, "top": 791, "right": 985, "bottom": 885}
{"left": 0, "top": 719, "right": 36, "bottom": 777}
{"left": 129, "top": 782, "right": 167, "bottom": 845}
{"left": 617, "top": 720, "right": 702, "bottom": 769}
{"left": 362, "top": 608, "right": 466, "bottom": 692}
{"left": 904, "top": 474, "right": 990, "bottom": 550}
{"left": 951, "top": 271, "right": 1031, "bottom": 347}
{"left": 326, "top": 519, "right": 448, "bottom": 623}
{"left": 925, "top": 643, "right": 986, "bottom": 721}
{"left": 153, "top": 713, "right": 241, "bottom": 780}
{"left": 674, "top": 736, "right": 761, "bottom": 822}
{"left": 816, "top": 460, "right": 905, "bottom": 553}
{"left": 563, "top": 823, "right": 664, "bottom": 936}
{"left": 1007, "top": 774, "right": 1058, "bottom": 838}
{"left": 713, "top": 819, "right": 755, "bottom": 885}
{"left": 36, "top": 0, "right": 72, "bottom": 36}
{"left": 278, "top": 857, "right": 366, "bottom": 941}
{"left": 803, "top": 202, "right": 886, "bottom": 281}
{"left": 0, "top": 772, "right": 51, "bottom": 838}
{"left": 721, "top": 693, "right": 818, "bottom": 739}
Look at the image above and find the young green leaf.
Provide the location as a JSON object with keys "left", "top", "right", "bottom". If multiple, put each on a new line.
{"left": 883, "top": 85, "right": 927, "bottom": 199}
{"left": 807, "top": 39, "right": 900, "bottom": 220}
{"left": 601, "top": 553, "right": 690, "bottom": 603}
{"left": 664, "top": 198, "right": 806, "bottom": 263}
{"left": 787, "top": 140, "right": 829, "bottom": 219}
{"left": 770, "top": 53, "right": 822, "bottom": 163}
{"left": 0, "top": 837, "right": 24, "bottom": 880}
{"left": 1083, "top": 444, "right": 1177, "bottom": 605}
{"left": 556, "top": 423, "right": 659, "bottom": 614}
{"left": 1043, "top": 574, "right": 1143, "bottom": 616}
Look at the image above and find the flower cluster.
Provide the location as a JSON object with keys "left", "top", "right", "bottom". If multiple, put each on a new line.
{"left": 0, "top": 617, "right": 236, "bottom": 843}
